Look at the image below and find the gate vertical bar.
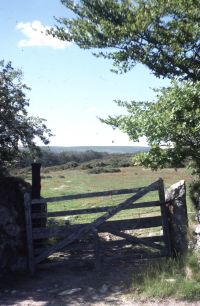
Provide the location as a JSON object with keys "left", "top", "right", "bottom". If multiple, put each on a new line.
{"left": 24, "top": 192, "right": 35, "bottom": 275}
{"left": 92, "top": 228, "right": 101, "bottom": 270}
{"left": 158, "top": 178, "right": 171, "bottom": 256}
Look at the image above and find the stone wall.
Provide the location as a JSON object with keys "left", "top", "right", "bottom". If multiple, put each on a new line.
{"left": 0, "top": 177, "right": 30, "bottom": 277}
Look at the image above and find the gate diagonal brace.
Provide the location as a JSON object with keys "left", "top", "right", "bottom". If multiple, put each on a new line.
{"left": 35, "top": 180, "right": 159, "bottom": 265}
{"left": 108, "top": 230, "right": 164, "bottom": 251}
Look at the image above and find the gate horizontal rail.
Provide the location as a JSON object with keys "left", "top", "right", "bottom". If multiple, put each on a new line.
{"left": 32, "top": 216, "right": 163, "bottom": 239}
{"left": 31, "top": 185, "right": 158, "bottom": 205}
{"left": 32, "top": 200, "right": 160, "bottom": 219}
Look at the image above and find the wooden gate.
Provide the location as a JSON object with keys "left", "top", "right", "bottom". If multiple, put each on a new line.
{"left": 24, "top": 178, "right": 171, "bottom": 274}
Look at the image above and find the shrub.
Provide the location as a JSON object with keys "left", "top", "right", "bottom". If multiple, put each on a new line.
{"left": 41, "top": 175, "right": 52, "bottom": 179}
{"left": 66, "top": 161, "right": 79, "bottom": 168}
{"left": 118, "top": 160, "right": 132, "bottom": 167}
{"left": 88, "top": 167, "right": 121, "bottom": 174}
{"left": 189, "top": 180, "right": 200, "bottom": 210}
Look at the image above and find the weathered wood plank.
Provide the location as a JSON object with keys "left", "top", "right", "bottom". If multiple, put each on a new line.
{"left": 34, "top": 180, "right": 160, "bottom": 264}
{"left": 31, "top": 185, "right": 158, "bottom": 205}
{"left": 158, "top": 178, "right": 172, "bottom": 256}
{"left": 24, "top": 192, "right": 35, "bottom": 275}
{"left": 33, "top": 216, "right": 162, "bottom": 239}
{"left": 31, "top": 200, "right": 160, "bottom": 219}
{"left": 99, "top": 216, "right": 162, "bottom": 232}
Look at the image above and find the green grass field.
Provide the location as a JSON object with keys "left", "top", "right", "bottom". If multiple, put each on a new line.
{"left": 38, "top": 166, "right": 192, "bottom": 197}
{"left": 31, "top": 166, "right": 195, "bottom": 225}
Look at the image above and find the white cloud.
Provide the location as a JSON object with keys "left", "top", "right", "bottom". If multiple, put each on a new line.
{"left": 16, "top": 20, "right": 70, "bottom": 49}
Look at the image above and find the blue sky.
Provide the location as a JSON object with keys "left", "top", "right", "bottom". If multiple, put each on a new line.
{"left": 1, "top": 0, "right": 169, "bottom": 146}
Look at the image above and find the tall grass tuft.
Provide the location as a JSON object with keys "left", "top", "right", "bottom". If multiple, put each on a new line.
{"left": 131, "top": 252, "right": 200, "bottom": 300}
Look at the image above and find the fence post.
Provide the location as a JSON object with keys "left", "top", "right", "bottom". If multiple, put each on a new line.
{"left": 32, "top": 163, "right": 41, "bottom": 199}
{"left": 31, "top": 163, "right": 47, "bottom": 248}
{"left": 24, "top": 192, "right": 35, "bottom": 275}
{"left": 158, "top": 178, "right": 172, "bottom": 256}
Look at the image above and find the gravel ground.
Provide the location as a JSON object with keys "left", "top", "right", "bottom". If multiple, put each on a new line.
{"left": 1, "top": 261, "right": 200, "bottom": 306}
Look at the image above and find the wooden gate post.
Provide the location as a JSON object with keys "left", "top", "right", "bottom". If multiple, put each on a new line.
{"left": 32, "top": 163, "right": 41, "bottom": 199}
{"left": 158, "top": 178, "right": 172, "bottom": 257}
{"left": 31, "top": 163, "right": 47, "bottom": 248}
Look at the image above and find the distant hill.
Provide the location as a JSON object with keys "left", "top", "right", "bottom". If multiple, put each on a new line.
{"left": 41, "top": 146, "right": 149, "bottom": 154}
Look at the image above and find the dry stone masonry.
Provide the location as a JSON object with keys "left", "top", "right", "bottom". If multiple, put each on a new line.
{"left": 0, "top": 177, "right": 30, "bottom": 278}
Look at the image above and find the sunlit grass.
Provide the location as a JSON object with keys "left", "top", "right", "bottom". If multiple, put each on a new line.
{"left": 130, "top": 252, "right": 200, "bottom": 300}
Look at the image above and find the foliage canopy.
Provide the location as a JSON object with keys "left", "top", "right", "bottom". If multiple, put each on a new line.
{"left": 0, "top": 61, "right": 52, "bottom": 174}
{"left": 102, "top": 81, "right": 200, "bottom": 174}
{"left": 53, "top": 0, "right": 200, "bottom": 81}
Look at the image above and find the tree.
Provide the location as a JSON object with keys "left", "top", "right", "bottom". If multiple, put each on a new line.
{"left": 52, "top": 0, "right": 200, "bottom": 81}
{"left": 101, "top": 80, "right": 200, "bottom": 175}
{"left": 52, "top": 0, "right": 200, "bottom": 176}
{"left": 0, "top": 60, "right": 52, "bottom": 175}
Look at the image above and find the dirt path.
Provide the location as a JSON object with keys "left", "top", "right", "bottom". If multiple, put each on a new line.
{"left": 1, "top": 262, "right": 200, "bottom": 306}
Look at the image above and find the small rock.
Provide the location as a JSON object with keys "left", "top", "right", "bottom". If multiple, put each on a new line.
{"left": 195, "top": 238, "right": 200, "bottom": 250}
{"left": 185, "top": 266, "right": 193, "bottom": 280}
{"left": 99, "top": 284, "right": 109, "bottom": 294}
{"left": 164, "top": 278, "right": 176, "bottom": 283}
{"left": 195, "top": 224, "right": 200, "bottom": 235}
{"left": 58, "top": 288, "right": 82, "bottom": 296}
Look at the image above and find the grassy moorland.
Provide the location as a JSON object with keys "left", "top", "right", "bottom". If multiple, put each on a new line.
{"left": 27, "top": 165, "right": 195, "bottom": 224}
{"left": 21, "top": 165, "right": 200, "bottom": 300}
{"left": 22, "top": 164, "right": 196, "bottom": 229}
{"left": 38, "top": 166, "right": 193, "bottom": 197}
